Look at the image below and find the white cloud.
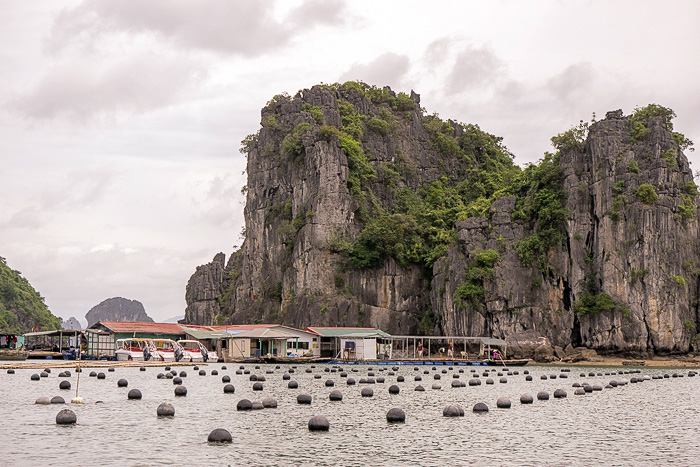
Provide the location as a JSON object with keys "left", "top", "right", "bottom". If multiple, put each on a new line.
{"left": 339, "top": 52, "right": 410, "bottom": 88}
{"left": 445, "top": 45, "right": 504, "bottom": 95}
{"left": 9, "top": 53, "right": 206, "bottom": 120}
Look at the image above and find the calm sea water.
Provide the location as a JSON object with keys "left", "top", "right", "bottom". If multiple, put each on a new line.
{"left": 1, "top": 362, "right": 699, "bottom": 466}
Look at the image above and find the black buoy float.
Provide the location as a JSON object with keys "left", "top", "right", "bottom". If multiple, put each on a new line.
{"left": 252, "top": 382, "right": 263, "bottom": 391}
{"left": 329, "top": 390, "right": 343, "bottom": 401}
{"left": 51, "top": 396, "right": 65, "bottom": 404}
{"left": 97, "top": 372, "right": 106, "bottom": 379}
{"left": 397, "top": 376, "right": 405, "bottom": 382}
{"left": 553, "top": 389, "right": 567, "bottom": 398}
{"left": 199, "top": 370, "right": 206, "bottom": 376}
{"left": 174, "top": 386, "right": 187, "bottom": 396}
{"left": 56, "top": 408, "right": 77, "bottom": 425}
{"left": 211, "top": 370, "right": 218, "bottom": 375}
{"left": 251, "top": 402, "right": 264, "bottom": 410}
{"left": 157, "top": 402, "right": 175, "bottom": 417}
{"left": 414, "top": 385, "right": 425, "bottom": 391}
{"left": 7, "top": 369, "right": 15, "bottom": 374}
{"left": 537, "top": 391, "right": 549, "bottom": 400}
{"left": 325, "top": 380, "right": 334, "bottom": 387}
{"left": 173, "top": 377, "right": 183, "bottom": 385}
{"left": 31, "top": 374, "right": 40, "bottom": 381}
{"left": 222, "top": 375, "right": 231, "bottom": 383}
{"left": 140, "top": 367, "right": 146, "bottom": 372}
{"left": 128, "top": 389, "right": 142, "bottom": 400}
{"left": 36, "top": 397, "right": 51, "bottom": 405}
{"left": 361, "top": 387, "right": 374, "bottom": 397}
{"left": 108, "top": 368, "right": 115, "bottom": 372}
{"left": 263, "top": 397, "right": 278, "bottom": 408}
{"left": 59, "top": 380, "right": 71, "bottom": 390}
{"left": 237, "top": 399, "right": 253, "bottom": 410}
{"left": 308, "top": 415, "right": 329, "bottom": 432}
{"left": 389, "top": 385, "right": 400, "bottom": 394}
{"left": 283, "top": 374, "right": 291, "bottom": 380}
{"left": 473, "top": 402, "right": 489, "bottom": 413}
{"left": 207, "top": 428, "right": 232, "bottom": 443}
{"left": 497, "top": 397, "right": 511, "bottom": 408}
{"left": 520, "top": 394, "right": 533, "bottom": 404}
{"left": 346, "top": 378, "right": 356, "bottom": 385}
{"left": 297, "top": 394, "right": 312, "bottom": 404}
{"left": 179, "top": 371, "right": 187, "bottom": 378}
{"left": 288, "top": 381, "right": 299, "bottom": 389}
{"left": 40, "top": 372, "right": 48, "bottom": 378}
{"left": 575, "top": 388, "right": 586, "bottom": 395}
{"left": 443, "top": 405, "right": 461, "bottom": 417}
{"left": 525, "top": 375, "right": 533, "bottom": 381}
{"left": 117, "top": 379, "right": 128, "bottom": 388}
{"left": 223, "top": 384, "right": 235, "bottom": 394}
{"left": 386, "top": 408, "right": 406, "bottom": 423}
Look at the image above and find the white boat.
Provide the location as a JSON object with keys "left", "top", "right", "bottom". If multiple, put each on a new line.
{"left": 115, "top": 338, "right": 155, "bottom": 361}
{"left": 177, "top": 339, "right": 218, "bottom": 363}
{"left": 151, "top": 339, "right": 184, "bottom": 362}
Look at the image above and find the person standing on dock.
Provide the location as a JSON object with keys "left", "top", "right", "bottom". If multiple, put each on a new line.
{"left": 417, "top": 341, "right": 423, "bottom": 359}
{"left": 447, "top": 341, "right": 454, "bottom": 359}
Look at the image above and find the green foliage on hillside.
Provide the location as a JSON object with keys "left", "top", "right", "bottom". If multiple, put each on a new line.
{"left": 454, "top": 249, "right": 500, "bottom": 311}
{"left": 635, "top": 183, "right": 658, "bottom": 204}
{"left": 0, "top": 257, "right": 61, "bottom": 333}
{"left": 629, "top": 104, "right": 694, "bottom": 151}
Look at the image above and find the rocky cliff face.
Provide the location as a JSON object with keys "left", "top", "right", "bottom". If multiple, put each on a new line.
{"left": 85, "top": 297, "right": 153, "bottom": 327}
{"left": 185, "top": 84, "right": 699, "bottom": 356}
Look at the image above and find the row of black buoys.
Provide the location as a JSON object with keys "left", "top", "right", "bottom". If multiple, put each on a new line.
{"left": 59, "top": 380, "right": 71, "bottom": 390}
{"left": 157, "top": 402, "right": 175, "bottom": 417}
{"left": 308, "top": 415, "right": 329, "bottom": 431}
{"left": 386, "top": 408, "right": 406, "bottom": 423}
{"left": 329, "top": 390, "right": 342, "bottom": 401}
{"left": 128, "top": 389, "right": 142, "bottom": 399}
{"left": 297, "top": 394, "right": 312, "bottom": 404}
{"left": 175, "top": 386, "right": 187, "bottom": 396}
{"left": 223, "top": 384, "right": 235, "bottom": 393}
{"left": 56, "top": 408, "right": 77, "bottom": 425}
{"left": 208, "top": 428, "right": 232, "bottom": 443}
{"left": 117, "top": 379, "right": 128, "bottom": 387}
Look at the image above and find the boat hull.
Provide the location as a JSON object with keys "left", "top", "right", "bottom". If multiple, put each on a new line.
{"left": 0, "top": 350, "right": 28, "bottom": 361}
{"left": 115, "top": 350, "right": 144, "bottom": 361}
{"left": 485, "top": 359, "right": 529, "bottom": 366}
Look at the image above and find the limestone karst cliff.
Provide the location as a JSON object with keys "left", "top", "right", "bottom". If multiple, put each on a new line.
{"left": 85, "top": 297, "right": 153, "bottom": 327}
{"left": 184, "top": 83, "right": 698, "bottom": 356}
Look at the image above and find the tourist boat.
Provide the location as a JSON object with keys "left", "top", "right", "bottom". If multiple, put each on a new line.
{"left": 485, "top": 358, "right": 529, "bottom": 366}
{"left": 151, "top": 339, "right": 184, "bottom": 362}
{"left": 115, "top": 338, "right": 155, "bottom": 361}
{"left": 177, "top": 339, "right": 218, "bottom": 363}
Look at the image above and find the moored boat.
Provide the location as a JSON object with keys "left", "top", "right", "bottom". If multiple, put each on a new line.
{"left": 177, "top": 339, "right": 218, "bottom": 363}
{"left": 485, "top": 359, "right": 529, "bottom": 366}
{"left": 115, "top": 338, "right": 155, "bottom": 361}
{"left": 151, "top": 339, "right": 184, "bottom": 362}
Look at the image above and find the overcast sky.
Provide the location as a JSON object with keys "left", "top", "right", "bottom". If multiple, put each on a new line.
{"left": 2, "top": 0, "right": 699, "bottom": 324}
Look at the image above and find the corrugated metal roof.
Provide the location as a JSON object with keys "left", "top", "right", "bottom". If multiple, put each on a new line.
{"left": 234, "top": 328, "right": 296, "bottom": 339}
{"left": 304, "top": 327, "right": 391, "bottom": 338}
{"left": 209, "top": 324, "right": 278, "bottom": 331}
{"left": 180, "top": 326, "right": 230, "bottom": 340}
{"left": 92, "top": 321, "right": 185, "bottom": 335}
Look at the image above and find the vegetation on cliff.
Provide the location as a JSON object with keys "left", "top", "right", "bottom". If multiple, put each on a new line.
{"left": 0, "top": 257, "right": 61, "bottom": 333}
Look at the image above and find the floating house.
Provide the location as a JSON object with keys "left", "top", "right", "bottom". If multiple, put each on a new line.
{"left": 87, "top": 321, "right": 186, "bottom": 358}
{"left": 304, "top": 327, "right": 392, "bottom": 360}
